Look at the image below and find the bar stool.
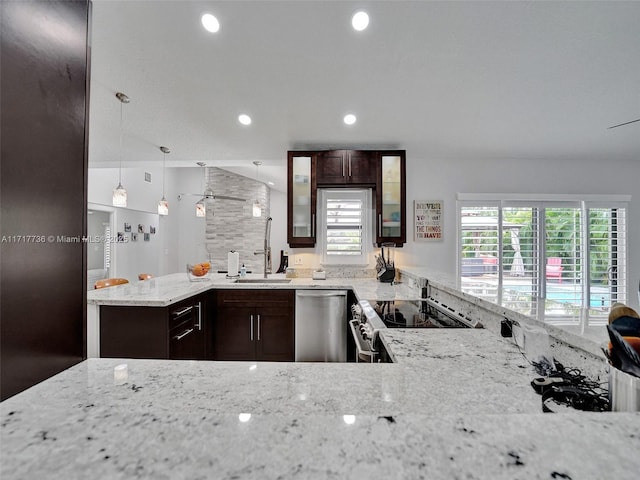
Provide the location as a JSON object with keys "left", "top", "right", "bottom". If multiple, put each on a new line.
{"left": 94, "top": 278, "right": 129, "bottom": 289}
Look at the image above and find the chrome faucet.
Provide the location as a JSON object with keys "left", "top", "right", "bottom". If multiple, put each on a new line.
{"left": 254, "top": 216, "right": 272, "bottom": 278}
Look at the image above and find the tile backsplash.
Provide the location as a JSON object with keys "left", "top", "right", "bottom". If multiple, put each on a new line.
{"left": 204, "top": 167, "right": 270, "bottom": 274}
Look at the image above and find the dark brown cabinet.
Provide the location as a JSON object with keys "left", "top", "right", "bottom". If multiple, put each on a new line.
{"left": 214, "top": 290, "right": 295, "bottom": 361}
{"left": 287, "top": 151, "right": 317, "bottom": 247}
{"left": 316, "top": 150, "right": 377, "bottom": 186}
{"left": 100, "top": 294, "right": 209, "bottom": 360}
{"left": 288, "top": 149, "right": 406, "bottom": 248}
{"left": 375, "top": 150, "right": 406, "bottom": 247}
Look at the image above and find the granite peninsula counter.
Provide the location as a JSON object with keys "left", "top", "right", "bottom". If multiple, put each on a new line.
{"left": 3, "top": 271, "right": 638, "bottom": 478}
{"left": 86, "top": 272, "right": 423, "bottom": 307}
{"left": 2, "top": 329, "right": 639, "bottom": 479}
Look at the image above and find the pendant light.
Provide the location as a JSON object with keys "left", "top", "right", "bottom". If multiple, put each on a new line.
{"left": 252, "top": 161, "right": 262, "bottom": 218}
{"left": 158, "top": 146, "right": 170, "bottom": 215}
{"left": 112, "top": 92, "right": 130, "bottom": 207}
{"left": 195, "top": 162, "right": 206, "bottom": 217}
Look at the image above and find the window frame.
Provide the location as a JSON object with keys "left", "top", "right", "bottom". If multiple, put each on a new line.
{"left": 317, "top": 188, "right": 372, "bottom": 266}
{"left": 457, "top": 194, "right": 629, "bottom": 324}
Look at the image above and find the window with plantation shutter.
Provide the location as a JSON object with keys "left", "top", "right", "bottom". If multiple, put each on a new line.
{"left": 326, "top": 198, "right": 362, "bottom": 256}
{"left": 458, "top": 195, "right": 628, "bottom": 326}
{"left": 319, "top": 189, "right": 371, "bottom": 265}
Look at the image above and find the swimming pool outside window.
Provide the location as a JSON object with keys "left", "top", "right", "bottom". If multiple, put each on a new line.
{"left": 457, "top": 195, "right": 628, "bottom": 325}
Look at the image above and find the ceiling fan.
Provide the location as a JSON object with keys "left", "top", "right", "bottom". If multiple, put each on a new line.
{"left": 608, "top": 98, "right": 640, "bottom": 129}
{"left": 177, "top": 162, "right": 246, "bottom": 203}
{"left": 608, "top": 117, "right": 640, "bottom": 129}
{"left": 178, "top": 163, "right": 246, "bottom": 217}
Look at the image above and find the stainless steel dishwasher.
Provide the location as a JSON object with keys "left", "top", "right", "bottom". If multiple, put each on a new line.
{"left": 295, "top": 290, "right": 347, "bottom": 362}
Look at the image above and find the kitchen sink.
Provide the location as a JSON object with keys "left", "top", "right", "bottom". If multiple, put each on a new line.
{"left": 234, "top": 278, "right": 292, "bottom": 284}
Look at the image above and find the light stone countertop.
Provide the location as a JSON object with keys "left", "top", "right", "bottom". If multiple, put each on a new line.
{"left": 2, "top": 328, "right": 639, "bottom": 479}
{"left": 10, "top": 269, "right": 630, "bottom": 478}
{"left": 87, "top": 272, "right": 423, "bottom": 306}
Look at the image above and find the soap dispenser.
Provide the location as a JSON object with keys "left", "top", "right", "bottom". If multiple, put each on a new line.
{"left": 240, "top": 264, "right": 246, "bottom": 277}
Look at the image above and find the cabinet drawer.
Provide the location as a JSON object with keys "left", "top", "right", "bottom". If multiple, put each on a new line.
{"left": 169, "top": 303, "right": 196, "bottom": 328}
{"left": 217, "top": 289, "right": 293, "bottom": 306}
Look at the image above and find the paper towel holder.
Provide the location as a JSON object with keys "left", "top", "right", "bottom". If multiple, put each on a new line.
{"left": 226, "top": 250, "right": 240, "bottom": 279}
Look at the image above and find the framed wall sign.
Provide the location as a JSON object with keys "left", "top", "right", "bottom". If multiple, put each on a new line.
{"left": 414, "top": 200, "right": 443, "bottom": 241}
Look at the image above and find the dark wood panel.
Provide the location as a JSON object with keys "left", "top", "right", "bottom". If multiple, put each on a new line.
{"left": 255, "top": 305, "right": 295, "bottom": 361}
{"left": 214, "top": 306, "right": 256, "bottom": 360}
{"left": 316, "top": 150, "right": 346, "bottom": 185}
{"left": 100, "top": 306, "right": 169, "bottom": 359}
{"left": 0, "top": 0, "right": 90, "bottom": 400}
{"left": 217, "top": 289, "right": 294, "bottom": 305}
{"left": 346, "top": 151, "right": 377, "bottom": 185}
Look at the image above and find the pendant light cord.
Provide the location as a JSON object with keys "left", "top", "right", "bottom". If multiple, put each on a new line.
{"left": 119, "top": 99, "right": 123, "bottom": 185}
{"left": 162, "top": 150, "right": 166, "bottom": 196}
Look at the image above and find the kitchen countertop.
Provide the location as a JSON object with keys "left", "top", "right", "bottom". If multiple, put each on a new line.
{"left": 87, "top": 272, "right": 423, "bottom": 306}
{"left": 2, "top": 328, "right": 639, "bottom": 479}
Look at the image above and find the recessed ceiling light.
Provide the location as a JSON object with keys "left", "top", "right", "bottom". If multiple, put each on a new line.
{"left": 343, "top": 114, "right": 357, "bottom": 125}
{"left": 201, "top": 13, "right": 220, "bottom": 33}
{"left": 351, "top": 11, "right": 369, "bottom": 31}
{"left": 238, "top": 114, "right": 252, "bottom": 125}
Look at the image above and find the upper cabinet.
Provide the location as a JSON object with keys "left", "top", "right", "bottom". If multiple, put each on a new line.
{"left": 287, "top": 151, "right": 317, "bottom": 248}
{"left": 375, "top": 151, "right": 406, "bottom": 247}
{"left": 287, "top": 149, "right": 406, "bottom": 248}
{"left": 316, "top": 150, "right": 377, "bottom": 186}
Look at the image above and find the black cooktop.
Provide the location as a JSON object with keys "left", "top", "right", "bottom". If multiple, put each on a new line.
{"left": 374, "top": 301, "right": 469, "bottom": 329}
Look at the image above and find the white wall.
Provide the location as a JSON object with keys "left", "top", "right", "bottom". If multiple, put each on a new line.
{"left": 88, "top": 166, "right": 177, "bottom": 279}
{"left": 174, "top": 167, "right": 207, "bottom": 270}
{"left": 279, "top": 156, "right": 638, "bottom": 308}
{"left": 270, "top": 189, "right": 288, "bottom": 270}
{"left": 397, "top": 156, "right": 639, "bottom": 309}
{"left": 90, "top": 157, "right": 639, "bottom": 309}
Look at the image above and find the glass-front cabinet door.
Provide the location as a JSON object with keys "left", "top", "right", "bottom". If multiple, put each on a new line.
{"left": 287, "top": 151, "right": 317, "bottom": 247}
{"left": 376, "top": 151, "right": 406, "bottom": 246}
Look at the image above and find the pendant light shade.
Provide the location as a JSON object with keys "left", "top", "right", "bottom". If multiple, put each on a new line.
{"left": 252, "top": 160, "right": 262, "bottom": 217}
{"left": 158, "top": 197, "right": 169, "bottom": 216}
{"left": 195, "top": 199, "right": 206, "bottom": 217}
{"left": 158, "top": 146, "right": 170, "bottom": 215}
{"left": 252, "top": 202, "right": 262, "bottom": 218}
{"left": 195, "top": 162, "right": 206, "bottom": 217}
{"left": 113, "top": 183, "right": 127, "bottom": 207}
{"left": 112, "top": 92, "right": 130, "bottom": 207}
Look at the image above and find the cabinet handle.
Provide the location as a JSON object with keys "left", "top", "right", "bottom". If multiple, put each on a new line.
{"left": 348, "top": 157, "right": 352, "bottom": 177}
{"left": 378, "top": 214, "right": 382, "bottom": 237}
{"left": 172, "top": 306, "right": 193, "bottom": 317}
{"left": 173, "top": 328, "right": 194, "bottom": 341}
{"left": 311, "top": 213, "right": 315, "bottom": 237}
{"left": 257, "top": 314, "right": 261, "bottom": 341}
{"left": 250, "top": 314, "right": 254, "bottom": 341}
{"left": 195, "top": 302, "right": 202, "bottom": 331}
{"left": 342, "top": 158, "right": 346, "bottom": 177}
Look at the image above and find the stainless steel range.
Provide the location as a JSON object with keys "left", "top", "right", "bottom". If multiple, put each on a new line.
{"left": 349, "top": 300, "right": 389, "bottom": 363}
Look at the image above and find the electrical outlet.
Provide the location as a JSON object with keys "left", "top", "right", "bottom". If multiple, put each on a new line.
{"left": 294, "top": 257, "right": 303, "bottom": 265}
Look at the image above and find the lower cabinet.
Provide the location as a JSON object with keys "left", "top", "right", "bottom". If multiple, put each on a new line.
{"left": 100, "top": 294, "right": 209, "bottom": 360}
{"left": 214, "top": 289, "right": 295, "bottom": 361}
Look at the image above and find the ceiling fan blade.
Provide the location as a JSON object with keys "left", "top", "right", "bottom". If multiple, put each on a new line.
{"left": 608, "top": 118, "right": 640, "bottom": 129}
{"left": 211, "top": 195, "right": 246, "bottom": 202}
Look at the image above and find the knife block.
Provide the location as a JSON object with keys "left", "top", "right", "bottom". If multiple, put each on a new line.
{"left": 377, "top": 264, "right": 395, "bottom": 283}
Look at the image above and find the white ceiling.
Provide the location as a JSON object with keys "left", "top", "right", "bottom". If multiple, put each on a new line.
{"left": 89, "top": 0, "right": 640, "bottom": 191}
